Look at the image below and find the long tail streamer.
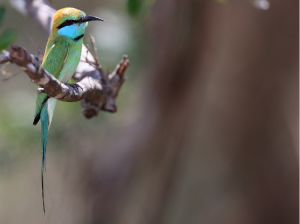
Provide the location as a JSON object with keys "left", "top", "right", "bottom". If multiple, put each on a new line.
{"left": 40, "top": 104, "right": 48, "bottom": 216}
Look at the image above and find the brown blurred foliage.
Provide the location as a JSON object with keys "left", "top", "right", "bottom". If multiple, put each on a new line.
{"left": 83, "top": 0, "right": 299, "bottom": 224}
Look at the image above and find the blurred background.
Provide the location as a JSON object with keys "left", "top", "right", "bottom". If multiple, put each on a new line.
{"left": 0, "top": 0, "right": 298, "bottom": 223}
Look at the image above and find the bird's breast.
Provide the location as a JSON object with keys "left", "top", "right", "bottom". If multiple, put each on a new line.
{"left": 58, "top": 43, "right": 82, "bottom": 83}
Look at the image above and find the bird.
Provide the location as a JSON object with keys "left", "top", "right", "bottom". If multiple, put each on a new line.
{"left": 32, "top": 7, "right": 103, "bottom": 215}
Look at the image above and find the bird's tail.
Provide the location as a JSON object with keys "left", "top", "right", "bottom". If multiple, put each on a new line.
{"left": 40, "top": 104, "right": 48, "bottom": 216}
{"left": 40, "top": 98, "right": 57, "bottom": 216}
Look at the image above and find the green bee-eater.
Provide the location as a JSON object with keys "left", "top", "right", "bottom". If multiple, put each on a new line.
{"left": 33, "top": 7, "right": 103, "bottom": 214}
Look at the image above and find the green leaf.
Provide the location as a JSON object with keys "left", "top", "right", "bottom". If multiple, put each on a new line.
{"left": 127, "top": 0, "right": 143, "bottom": 16}
{"left": 0, "top": 29, "right": 17, "bottom": 51}
{"left": 0, "top": 7, "right": 5, "bottom": 26}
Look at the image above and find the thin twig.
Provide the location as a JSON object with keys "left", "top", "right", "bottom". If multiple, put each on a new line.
{"left": 81, "top": 43, "right": 100, "bottom": 69}
{"left": 23, "top": 28, "right": 43, "bottom": 52}
{"left": 1, "top": 62, "right": 11, "bottom": 75}
{"left": 88, "top": 36, "right": 106, "bottom": 79}
{"left": 2, "top": 70, "right": 23, "bottom": 81}
{"left": 80, "top": 59, "right": 98, "bottom": 69}
{"left": 89, "top": 35, "right": 100, "bottom": 67}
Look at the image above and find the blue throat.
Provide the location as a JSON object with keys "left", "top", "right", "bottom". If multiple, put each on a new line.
{"left": 58, "top": 23, "right": 87, "bottom": 40}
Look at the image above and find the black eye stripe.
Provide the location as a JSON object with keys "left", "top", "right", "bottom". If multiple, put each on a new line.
{"left": 57, "top": 19, "right": 82, "bottom": 29}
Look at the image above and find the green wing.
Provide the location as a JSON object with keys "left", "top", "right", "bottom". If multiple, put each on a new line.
{"left": 33, "top": 37, "right": 69, "bottom": 125}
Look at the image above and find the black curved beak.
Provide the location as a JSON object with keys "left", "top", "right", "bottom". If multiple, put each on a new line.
{"left": 81, "top": 15, "right": 104, "bottom": 22}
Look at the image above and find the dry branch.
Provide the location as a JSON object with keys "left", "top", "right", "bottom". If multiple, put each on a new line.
{"left": 1, "top": 45, "right": 129, "bottom": 118}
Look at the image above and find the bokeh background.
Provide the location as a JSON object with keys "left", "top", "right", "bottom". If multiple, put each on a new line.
{"left": 0, "top": 0, "right": 298, "bottom": 223}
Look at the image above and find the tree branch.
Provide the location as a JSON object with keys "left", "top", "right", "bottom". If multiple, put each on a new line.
{"left": 1, "top": 45, "right": 128, "bottom": 118}
{"left": 8, "top": 0, "right": 129, "bottom": 118}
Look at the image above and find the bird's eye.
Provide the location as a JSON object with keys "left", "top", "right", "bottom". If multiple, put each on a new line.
{"left": 57, "top": 19, "right": 75, "bottom": 29}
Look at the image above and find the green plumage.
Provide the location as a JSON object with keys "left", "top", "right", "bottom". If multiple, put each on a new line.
{"left": 33, "top": 7, "right": 103, "bottom": 216}
{"left": 34, "top": 17, "right": 85, "bottom": 215}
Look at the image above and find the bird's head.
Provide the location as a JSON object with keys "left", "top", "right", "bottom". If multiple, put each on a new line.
{"left": 52, "top": 8, "right": 103, "bottom": 41}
